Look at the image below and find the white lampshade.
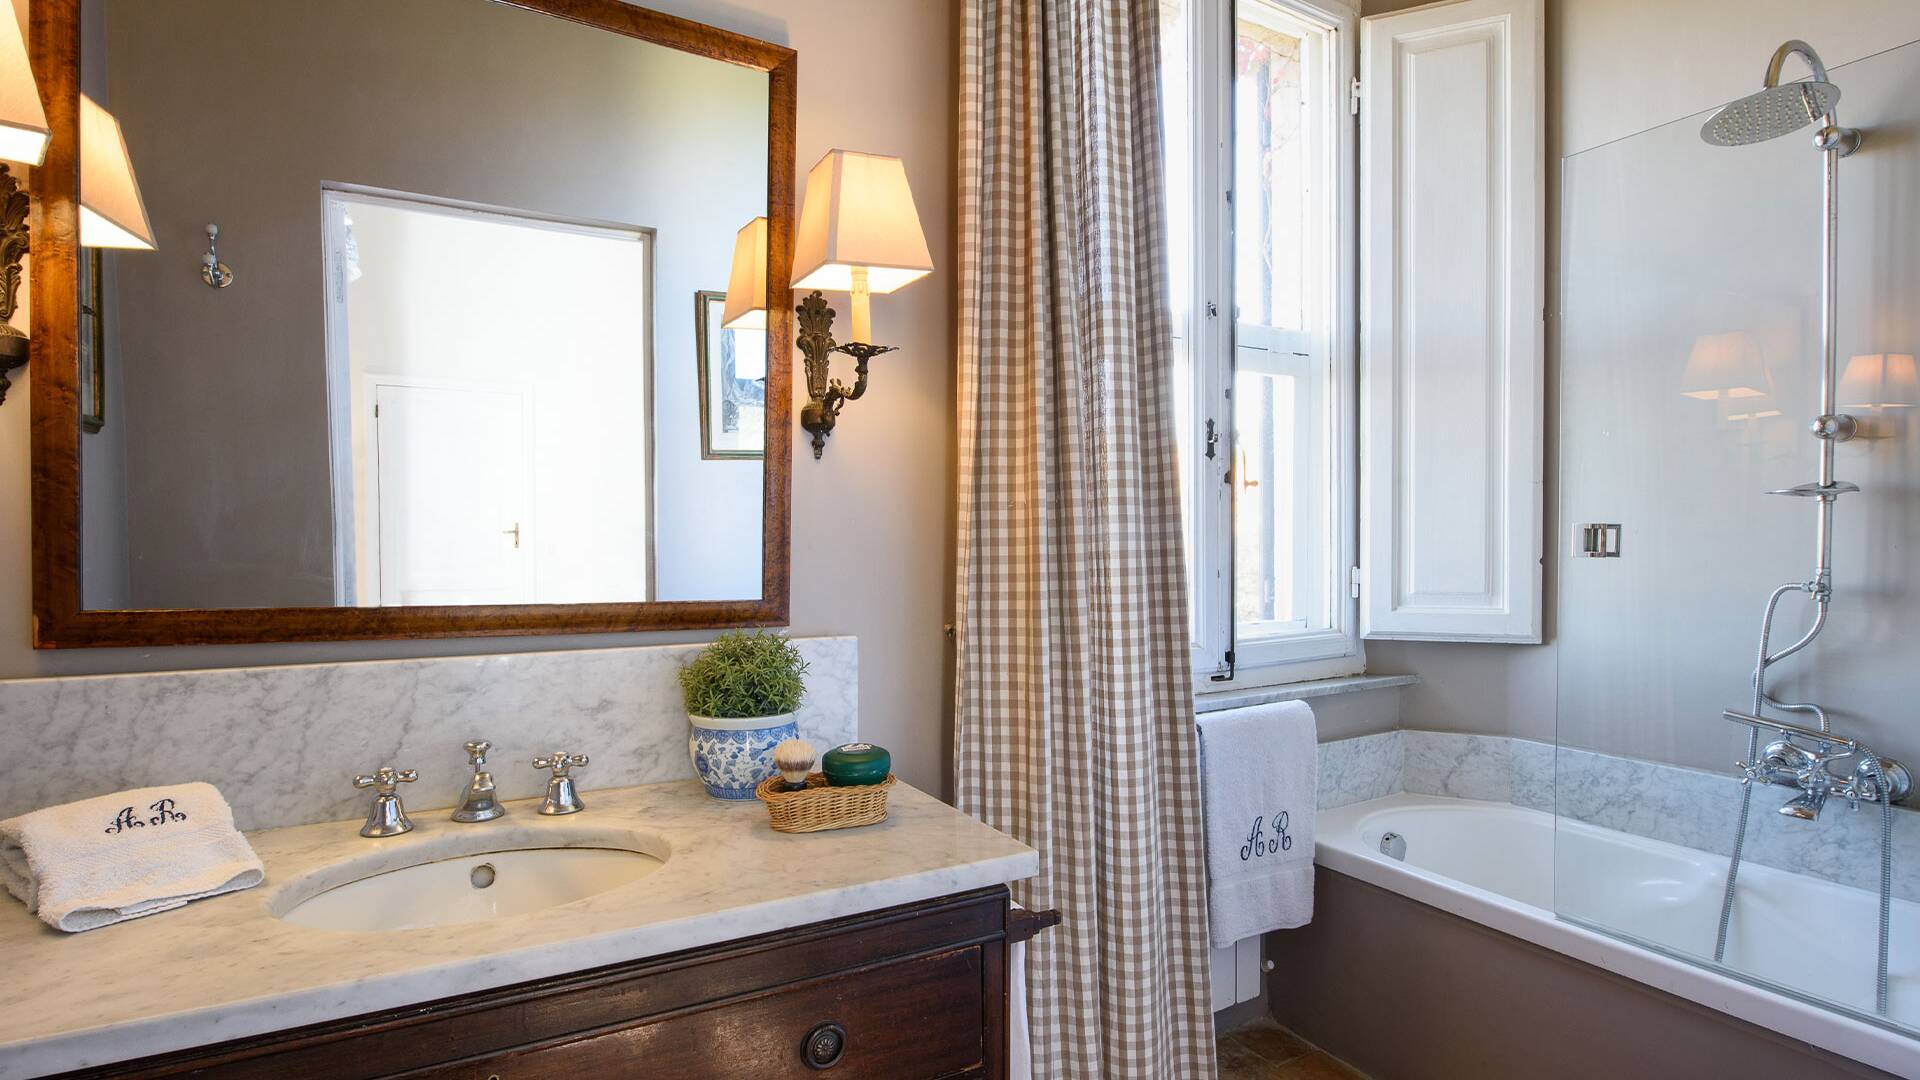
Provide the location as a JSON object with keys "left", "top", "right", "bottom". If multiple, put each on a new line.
{"left": 79, "top": 94, "right": 154, "bottom": 250}
{"left": 1681, "top": 331, "right": 1765, "bottom": 400}
{"left": 790, "top": 150, "right": 933, "bottom": 294}
{"left": 721, "top": 216, "right": 768, "bottom": 330}
{"left": 1838, "top": 353, "right": 1919, "bottom": 409}
{"left": 730, "top": 326, "right": 768, "bottom": 381}
{"left": 0, "top": 3, "right": 45, "bottom": 166}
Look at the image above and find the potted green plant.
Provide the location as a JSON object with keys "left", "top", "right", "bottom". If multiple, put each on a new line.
{"left": 679, "top": 632, "right": 809, "bottom": 800}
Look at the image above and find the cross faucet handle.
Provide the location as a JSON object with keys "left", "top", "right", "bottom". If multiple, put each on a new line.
{"left": 464, "top": 740, "right": 492, "bottom": 766}
{"left": 533, "top": 753, "right": 589, "bottom": 816}
{"left": 353, "top": 767, "right": 419, "bottom": 794}
{"left": 534, "top": 752, "right": 589, "bottom": 777}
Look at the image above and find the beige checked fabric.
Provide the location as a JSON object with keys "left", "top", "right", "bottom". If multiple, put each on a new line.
{"left": 954, "top": 0, "right": 1216, "bottom": 1077}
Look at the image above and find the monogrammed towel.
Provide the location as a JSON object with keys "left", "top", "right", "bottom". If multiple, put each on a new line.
{"left": 1197, "top": 700, "right": 1316, "bottom": 947}
{"left": 0, "top": 782, "right": 263, "bottom": 932}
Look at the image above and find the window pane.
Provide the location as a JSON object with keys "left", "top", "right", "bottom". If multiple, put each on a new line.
{"left": 1234, "top": 12, "right": 1308, "bottom": 332}
{"left": 1160, "top": 0, "right": 1200, "bottom": 634}
{"left": 1234, "top": 364, "right": 1327, "bottom": 633}
{"left": 1234, "top": 0, "right": 1333, "bottom": 646}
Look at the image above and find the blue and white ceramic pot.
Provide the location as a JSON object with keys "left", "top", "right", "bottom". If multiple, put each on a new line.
{"left": 687, "top": 713, "right": 800, "bottom": 800}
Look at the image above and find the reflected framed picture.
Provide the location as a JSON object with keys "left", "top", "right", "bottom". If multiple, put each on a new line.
{"left": 694, "top": 289, "right": 766, "bottom": 459}
{"left": 77, "top": 249, "right": 105, "bottom": 434}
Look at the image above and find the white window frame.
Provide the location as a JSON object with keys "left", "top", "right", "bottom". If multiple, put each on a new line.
{"left": 1170, "top": 0, "right": 1363, "bottom": 691}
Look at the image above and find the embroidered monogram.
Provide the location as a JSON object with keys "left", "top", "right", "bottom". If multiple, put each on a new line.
{"left": 104, "top": 797, "right": 190, "bottom": 835}
{"left": 1238, "top": 810, "right": 1293, "bottom": 861}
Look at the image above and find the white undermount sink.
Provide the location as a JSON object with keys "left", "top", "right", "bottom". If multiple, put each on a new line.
{"left": 278, "top": 846, "right": 667, "bottom": 932}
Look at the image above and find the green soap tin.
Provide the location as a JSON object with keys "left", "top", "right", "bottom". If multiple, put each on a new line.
{"left": 821, "top": 742, "right": 891, "bottom": 786}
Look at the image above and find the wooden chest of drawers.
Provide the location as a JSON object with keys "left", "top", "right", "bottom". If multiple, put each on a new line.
{"left": 58, "top": 886, "right": 1055, "bottom": 1080}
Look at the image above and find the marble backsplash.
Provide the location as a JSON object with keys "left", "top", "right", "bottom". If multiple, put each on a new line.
{"left": 1318, "top": 728, "right": 1918, "bottom": 902}
{"left": 0, "top": 637, "right": 858, "bottom": 832}
{"left": 1315, "top": 729, "right": 1405, "bottom": 809}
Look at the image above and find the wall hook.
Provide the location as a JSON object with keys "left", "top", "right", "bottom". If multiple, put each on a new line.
{"left": 200, "top": 224, "right": 234, "bottom": 288}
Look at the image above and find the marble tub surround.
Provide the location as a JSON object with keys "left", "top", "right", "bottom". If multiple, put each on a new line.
{"left": 0, "top": 637, "right": 858, "bottom": 832}
{"left": 0, "top": 777, "right": 1037, "bottom": 1079}
{"left": 1318, "top": 729, "right": 1920, "bottom": 902}
{"left": 1547, "top": 740, "right": 1919, "bottom": 903}
{"left": 1314, "top": 730, "right": 1404, "bottom": 810}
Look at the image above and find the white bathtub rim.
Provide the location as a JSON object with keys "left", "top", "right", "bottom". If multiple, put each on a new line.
{"left": 1314, "top": 793, "right": 1919, "bottom": 1080}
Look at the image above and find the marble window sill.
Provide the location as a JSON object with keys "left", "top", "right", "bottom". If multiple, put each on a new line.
{"left": 1195, "top": 674, "right": 1419, "bottom": 715}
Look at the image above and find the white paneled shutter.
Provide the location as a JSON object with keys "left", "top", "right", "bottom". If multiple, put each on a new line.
{"left": 1357, "top": 0, "right": 1543, "bottom": 643}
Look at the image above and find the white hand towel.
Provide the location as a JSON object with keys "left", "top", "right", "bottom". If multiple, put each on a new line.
{"left": 0, "top": 782, "right": 264, "bottom": 933}
{"left": 1198, "top": 700, "right": 1316, "bottom": 947}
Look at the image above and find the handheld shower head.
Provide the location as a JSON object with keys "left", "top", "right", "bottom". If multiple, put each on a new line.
{"left": 1700, "top": 39, "right": 1859, "bottom": 154}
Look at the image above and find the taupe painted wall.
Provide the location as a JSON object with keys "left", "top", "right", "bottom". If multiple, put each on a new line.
{"left": 0, "top": 0, "right": 958, "bottom": 794}
{"left": 1365, "top": 0, "right": 1920, "bottom": 771}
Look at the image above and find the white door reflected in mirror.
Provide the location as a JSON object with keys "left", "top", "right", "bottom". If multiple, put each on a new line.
{"left": 371, "top": 381, "right": 535, "bottom": 606}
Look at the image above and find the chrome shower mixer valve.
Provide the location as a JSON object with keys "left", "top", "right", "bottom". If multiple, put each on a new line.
{"left": 1728, "top": 718, "right": 1912, "bottom": 821}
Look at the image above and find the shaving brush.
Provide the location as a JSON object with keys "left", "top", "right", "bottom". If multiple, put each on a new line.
{"left": 772, "top": 738, "right": 817, "bottom": 790}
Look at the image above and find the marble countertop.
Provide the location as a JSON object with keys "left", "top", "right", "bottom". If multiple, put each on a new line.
{"left": 0, "top": 779, "right": 1037, "bottom": 1079}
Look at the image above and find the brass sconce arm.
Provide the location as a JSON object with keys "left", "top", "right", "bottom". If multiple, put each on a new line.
{"left": 796, "top": 290, "right": 895, "bottom": 459}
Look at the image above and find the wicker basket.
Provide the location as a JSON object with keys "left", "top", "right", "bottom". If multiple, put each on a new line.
{"left": 755, "top": 773, "right": 896, "bottom": 833}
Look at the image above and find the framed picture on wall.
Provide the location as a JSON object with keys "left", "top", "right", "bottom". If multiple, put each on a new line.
{"left": 78, "top": 248, "right": 105, "bottom": 434}
{"left": 694, "top": 289, "right": 766, "bottom": 460}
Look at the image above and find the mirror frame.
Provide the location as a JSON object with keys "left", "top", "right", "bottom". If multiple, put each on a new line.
{"left": 28, "top": 0, "right": 796, "bottom": 647}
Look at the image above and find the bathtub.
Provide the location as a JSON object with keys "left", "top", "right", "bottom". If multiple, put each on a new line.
{"left": 1316, "top": 793, "right": 1920, "bottom": 1078}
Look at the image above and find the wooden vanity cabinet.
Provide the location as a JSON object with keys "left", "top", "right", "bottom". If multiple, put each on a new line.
{"left": 58, "top": 886, "right": 1057, "bottom": 1080}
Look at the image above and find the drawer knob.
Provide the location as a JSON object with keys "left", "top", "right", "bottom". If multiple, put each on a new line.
{"left": 802, "top": 1022, "right": 848, "bottom": 1069}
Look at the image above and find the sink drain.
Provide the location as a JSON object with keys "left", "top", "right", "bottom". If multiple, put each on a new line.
{"left": 470, "top": 863, "right": 497, "bottom": 889}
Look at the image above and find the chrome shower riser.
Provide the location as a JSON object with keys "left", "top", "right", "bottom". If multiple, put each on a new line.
{"left": 1702, "top": 39, "right": 1895, "bottom": 1020}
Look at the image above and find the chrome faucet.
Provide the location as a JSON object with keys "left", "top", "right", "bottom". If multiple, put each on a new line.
{"left": 451, "top": 740, "right": 504, "bottom": 823}
{"left": 533, "top": 751, "right": 589, "bottom": 815}
{"left": 1732, "top": 721, "right": 1912, "bottom": 821}
{"left": 352, "top": 766, "right": 418, "bottom": 837}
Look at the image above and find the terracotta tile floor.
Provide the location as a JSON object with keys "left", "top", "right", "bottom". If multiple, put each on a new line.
{"left": 1216, "top": 1018, "right": 1370, "bottom": 1080}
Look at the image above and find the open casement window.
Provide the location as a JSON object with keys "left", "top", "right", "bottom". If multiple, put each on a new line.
{"left": 1161, "top": 0, "right": 1542, "bottom": 690}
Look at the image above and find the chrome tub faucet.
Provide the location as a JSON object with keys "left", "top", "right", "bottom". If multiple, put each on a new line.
{"left": 352, "top": 765, "right": 418, "bottom": 838}
{"left": 1729, "top": 713, "right": 1912, "bottom": 821}
{"left": 452, "top": 740, "right": 505, "bottom": 823}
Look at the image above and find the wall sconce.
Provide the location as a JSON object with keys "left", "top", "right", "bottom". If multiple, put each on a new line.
{"left": 1838, "top": 353, "right": 1918, "bottom": 410}
{"left": 721, "top": 215, "right": 768, "bottom": 331}
{"left": 1680, "top": 331, "right": 1766, "bottom": 401}
{"left": 0, "top": 163, "right": 28, "bottom": 404}
{"left": 0, "top": 3, "right": 47, "bottom": 405}
{"left": 784, "top": 149, "right": 933, "bottom": 459}
{"left": 78, "top": 94, "right": 154, "bottom": 251}
{"left": 0, "top": 4, "right": 47, "bottom": 167}
{"left": 0, "top": 96, "right": 158, "bottom": 409}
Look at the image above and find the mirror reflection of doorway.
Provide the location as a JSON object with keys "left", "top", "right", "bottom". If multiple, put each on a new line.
{"left": 372, "top": 379, "right": 531, "bottom": 606}
{"left": 321, "top": 186, "right": 655, "bottom": 607}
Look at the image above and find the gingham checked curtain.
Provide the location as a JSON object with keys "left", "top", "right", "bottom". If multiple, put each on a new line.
{"left": 954, "top": 0, "right": 1216, "bottom": 1076}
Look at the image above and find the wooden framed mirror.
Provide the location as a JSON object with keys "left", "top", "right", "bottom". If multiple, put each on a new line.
{"left": 28, "top": 0, "right": 795, "bottom": 647}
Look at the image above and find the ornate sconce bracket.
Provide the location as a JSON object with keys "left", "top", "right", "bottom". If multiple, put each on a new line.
{"left": 796, "top": 290, "right": 896, "bottom": 459}
{"left": 0, "top": 164, "right": 30, "bottom": 406}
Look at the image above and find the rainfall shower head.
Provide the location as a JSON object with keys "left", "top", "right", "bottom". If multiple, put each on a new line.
{"left": 1699, "top": 39, "right": 1859, "bottom": 154}
{"left": 1700, "top": 80, "right": 1842, "bottom": 146}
